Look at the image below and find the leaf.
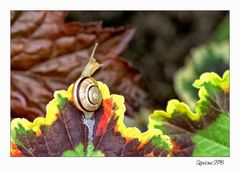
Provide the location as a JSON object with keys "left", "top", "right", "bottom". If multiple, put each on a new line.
{"left": 149, "top": 70, "right": 229, "bottom": 156}
{"left": 192, "top": 114, "right": 229, "bottom": 156}
{"left": 11, "top": 142, "right": 23, "bottom": 157}
{"left": 63, "top": 142, "right": 104, "bottom": 157}
{"left": 174, "top": 41, "right": 229, "bottom": 108}
{"left": 11, "top": 81, "right": 172, "bottom": 157}
{"left": 11, "top": 11, "right": 147, "bottom": 120}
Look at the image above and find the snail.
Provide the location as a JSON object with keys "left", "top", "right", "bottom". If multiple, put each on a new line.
{"left": 72, "top": 43, "right": 103, "bottom": 118}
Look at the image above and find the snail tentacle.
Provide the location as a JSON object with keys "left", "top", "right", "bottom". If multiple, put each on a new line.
{"left": 81, "top": 43, "right": 101, "bottom": 77}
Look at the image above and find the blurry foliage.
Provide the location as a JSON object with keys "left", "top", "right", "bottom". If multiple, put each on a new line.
{"left": 211, "top": 16, "right": 229, "bottom": 42}
{"left": 124, "top": 108, "right": 150, "bottom": 131}
{"left": 174, "top": 16, "right": 229, "bottom": 108}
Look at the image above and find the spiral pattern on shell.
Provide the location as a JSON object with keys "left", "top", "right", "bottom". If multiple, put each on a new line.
{"left": 73, "top": 77, "right": 103, "bottom": 113}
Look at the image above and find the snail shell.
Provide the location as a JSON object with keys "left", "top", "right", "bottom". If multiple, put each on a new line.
{"left": 73, "top": 77, "right": 102, "bottom": 113}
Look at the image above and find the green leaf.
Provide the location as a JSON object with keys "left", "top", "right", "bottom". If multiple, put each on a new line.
{"left": 149, "top": 70, "right": 229, "bottom": 156}
{"left": 56, "top": 94, "right": 68, "bottom": 111}
{"left": 62, "top": 142, "right": 104, "bottom": 157}
{"left": 85, "top": 142, "right": 105, "bottom": 157}
{"left": 62, "top": 143, "right": 84, "bottom": 157}
{"left": 192, "top": 113, "right": 229, "bottom": 156}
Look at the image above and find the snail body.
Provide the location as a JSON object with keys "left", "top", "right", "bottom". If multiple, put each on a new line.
{"left": 72, "top": 43, "right": 103, "bottom": 115}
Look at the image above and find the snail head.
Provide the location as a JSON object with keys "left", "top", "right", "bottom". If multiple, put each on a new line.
{"left": 81, "top": 43, "right": 102, "bottom": 78}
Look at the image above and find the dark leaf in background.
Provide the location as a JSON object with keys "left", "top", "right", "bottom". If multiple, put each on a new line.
{"left": 11, "top": 11, "right": 147, "bottom": 120}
